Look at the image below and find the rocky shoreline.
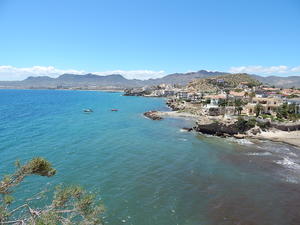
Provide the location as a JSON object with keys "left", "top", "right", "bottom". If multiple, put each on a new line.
{"left": 143, "top": 111, "right": 163, "bottom": 120}
{"left": 143, "top": 109, "right": 300, "bottom": 148}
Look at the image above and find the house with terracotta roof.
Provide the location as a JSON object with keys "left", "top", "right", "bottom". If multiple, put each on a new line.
{"left": 243, "top": 97, "right": 283, "bottom": 115}
{"left": 203, "top": 94, "right": 227, "bottom": 108}
{"left": 229, "top": 91, "right": 246, "bottom": 99}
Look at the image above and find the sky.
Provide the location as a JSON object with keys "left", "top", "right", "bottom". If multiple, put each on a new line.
{"left": 0, "top": 0, "right": 299, "bottom": 80}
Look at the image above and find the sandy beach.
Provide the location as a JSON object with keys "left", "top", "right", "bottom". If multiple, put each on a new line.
{"left": 249, "top": 129, "right": 300, "bottom": 148}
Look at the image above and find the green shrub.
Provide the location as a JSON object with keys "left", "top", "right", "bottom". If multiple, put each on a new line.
{"left": 0, "top": 158, "right": 104, "bottom": 224}
{"left": 236, "top": 117, "right": 256, "bottom": 132}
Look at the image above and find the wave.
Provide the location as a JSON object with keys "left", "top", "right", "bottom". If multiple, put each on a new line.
{"left": 178, "top": 138, "right": 188, "bottom": 141}
{"left": 179, "top": 129, "right": 189, "bottom": 132}
{"left": 288, "top": 152, "right": 298, "bottom": 157}
{"left": 284, "top": 175, "right": 300, "bottom": 184}
{"left": 275, "top": 157, "right": 300, "bottom": 170}
{"left": 227, "top": 137, "right": 254, "bottom": 145}
{"left": 246, "top": 152, "right": 272, "bottom": 156}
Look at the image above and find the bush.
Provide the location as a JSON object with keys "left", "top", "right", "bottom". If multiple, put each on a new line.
{"left": 236, "top": 117, "right": 256, "bottom": 132}
{"left": 277, "top": 103, "right": 300, "bottom": 121}
{"left": 246, "top": 118, "right": 257, "bottom": 128}
{"left": 0, "top": 158, "right": 104, "bottom": 224}
{"left": 257, "top": 121, "right": 270, "bottom": 130}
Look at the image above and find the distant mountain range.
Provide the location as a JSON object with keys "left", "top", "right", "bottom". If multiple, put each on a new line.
{"left": 0, "top": 70, "right": 299, "bottom": 89}
{"left": 251, "top": 75, "right": 300, "bottom": 88}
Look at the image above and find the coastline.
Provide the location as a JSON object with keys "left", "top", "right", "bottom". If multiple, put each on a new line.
{"left": 155, "top": 111, "right": 199, "bottom": 121}
{"left": 0, "top": 87, "right": 124, "bottom": 93}
{"left": 147, "top": 109, "right": 300, "bottom": 148}
{"left": 247, "top": 129, "right": 300, "bottom": 148}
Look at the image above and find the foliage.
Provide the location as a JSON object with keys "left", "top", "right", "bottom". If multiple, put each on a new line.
{"left": 247, "top": 82, "right": 261, "bottom": 88}
{"left": 277, "top": 103, "right": 300, "bottom": 121}
{"left": 246, "top": 118, "right": 257, "bottom": 128}
{"left": 249, "top": 92, "right": 256, "bottom": 98}
{"left": 0, "top": 158, "right": 104, "bottom": 225}
{"left": 236, "top": 117, "right": 256, "bottom": 132}
{"left": 234, "top": 99, "right": 246, "bottom": 115}
{"left": 287, "top": 94, "right": 299, "bottom": 99}
{"left": 234, "top": 88, "right": 243, "bottom": 92}
{"left": 254, "top": 103, "right": 264, "bottom": 117}
{"left": 261, "top": 114, "right": 275, "bottom": 121}
{"left": 256, "top": 121, "right": 270, "bottom": 130}
{"left": 203, "top": 99, "right": 211, "bottom": 105}
{"left": 187, "top": 73, "right": 261, "bottom": 92}
{"left": 0, "top": 157, "right": 56, "bottom": 196}
{"left": 276, "top": 103, "right": 288, "bottom": 119}
{"left": 236, "top": 116, "right": 269, "bottom": 130}
{"left": 218, "top": 99, "right": 228, "bottom": 107}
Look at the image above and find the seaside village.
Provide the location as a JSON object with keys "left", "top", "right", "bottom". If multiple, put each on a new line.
{"left": 124, "top": 75, "right": 300, "bottom": 122}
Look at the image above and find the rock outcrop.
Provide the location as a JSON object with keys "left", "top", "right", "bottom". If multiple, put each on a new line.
{"left": 166, "top": 99, "right": 185, "bottom": 111}
{"left": 193, "top": 117, "right": 262, "bottom": 137}
{"left": 270, "top": 121, "right": 300, "bottom": 131}
{"left": 194, "top": 121, "right": 241, "bottom": 136}
{"left": 143, "top": 111, "right": 163, "bottom": 120}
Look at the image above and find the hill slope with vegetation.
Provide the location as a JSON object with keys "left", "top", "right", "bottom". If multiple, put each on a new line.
{"left": 187, "top": 73, "right": 261, "bottom": 92}
{"left": 252, "top": 75, "right": 300, "bottom": 88}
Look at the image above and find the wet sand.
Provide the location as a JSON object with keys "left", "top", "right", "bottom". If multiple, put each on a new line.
{"left": 250, "top": 129, "right": 300, "bottom": 148}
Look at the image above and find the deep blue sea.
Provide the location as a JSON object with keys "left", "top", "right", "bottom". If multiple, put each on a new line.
{"left": 1, "top": 89, "right": 300, "bottom": 225}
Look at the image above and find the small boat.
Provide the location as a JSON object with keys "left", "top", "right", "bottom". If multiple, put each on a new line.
{"left": 83, "top": 109, "right": 93, "bottom": 113}
{"left": 111, "top": 109, "right": 118, "bottom": 112}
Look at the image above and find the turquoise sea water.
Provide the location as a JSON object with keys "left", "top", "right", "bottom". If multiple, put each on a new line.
{"left": 1, "top": 90, "right": 300, "bottom": 225}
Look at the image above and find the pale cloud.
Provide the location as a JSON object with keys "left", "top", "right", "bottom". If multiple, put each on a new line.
{"left": 291, "top": 66, "right": 300, "bottom": 73}
{"left": 229, "top": 65, "right": 300, "bottom": 75}
{"left": 0, "top": 66, "right": 85, "bottom": 81}
{"left": 0, "top": 65, "right": 166, "bottom": 81}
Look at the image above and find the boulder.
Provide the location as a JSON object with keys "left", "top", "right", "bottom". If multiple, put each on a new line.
{"left": 143, "top": 111, "right": 163, "bottom": 120}
{"left": 246, "top": 126, "right": 262, "bottom": 135}
{"left": 194, "top": 121, "right": 241, "bottom": 136}
{"left": 234, "top": 134, "right": 246, "bottom": 139}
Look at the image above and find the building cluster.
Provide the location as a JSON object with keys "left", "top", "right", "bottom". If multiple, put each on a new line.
{"left": 126, "top": 83, "right": 300, "bottom": 118}
{"left": 124, "top": 84, "right": 181, "bottom": 97}
{"left": 182, "top": 85, "right": 300, "bottom": 117}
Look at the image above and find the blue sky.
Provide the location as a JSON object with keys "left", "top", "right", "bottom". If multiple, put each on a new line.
{"left": 0, "top": 0, "right": 299, "bottom": 80}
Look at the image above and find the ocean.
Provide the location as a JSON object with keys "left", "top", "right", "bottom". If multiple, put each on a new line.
{"left": 1, "top": 89, "right": 300, "bottom": 225}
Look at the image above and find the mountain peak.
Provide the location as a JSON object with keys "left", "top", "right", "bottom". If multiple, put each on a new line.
{"left": 2, "top": 70, "right": 299, "bottom": 89}
{"left": 23, "top": 76, "right": 54, "bottom": 81}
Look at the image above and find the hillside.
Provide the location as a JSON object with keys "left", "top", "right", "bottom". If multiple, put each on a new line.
{"left": 187, "top": 73, "right": 261, "bottom": 92}
{"left": 252, "top": 75, "right": 300, "bottom": 88}
{"left": 0, "top": 70, "right": 298, "bottom": 89}
{"left": 0, "top": 73, "right": 143, "bottom": 89}
{"left": 55, "top": 73, "right": 139, "bottom": 87}
{"left": 144, "top": 70, "right": 227, "bottom": 85}
{"left": 0, "top": 70, "right": 227, "bottom": 89}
